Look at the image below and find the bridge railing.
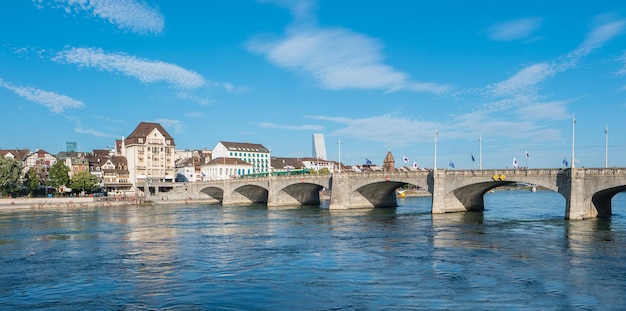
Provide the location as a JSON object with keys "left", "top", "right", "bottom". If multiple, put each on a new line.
{"left": 441, "top": 168, "right": 563, "bottom": 177}
{"left": 580, "top": 168, "right": 626, "bottom": 175}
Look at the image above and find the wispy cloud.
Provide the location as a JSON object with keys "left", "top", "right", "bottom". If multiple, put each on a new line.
{"left": 487, "top": 62, "right": 556, "bottom": 97}
{"left": 34, "top": 0, "right": 164, "bottom": 34}
{"left": 259, "top": 122, "right": 323, "bottom": 131}
{"left": 75, "top": 126, "right": 118, "bottom": 138}
{"left": 153, "top": 118, "right": 185, "bottom": 133}
{"left": 185, "top": 111, "right": 205, "bottom": 118}
{"left": 444, "top": 97, "right": 568, "bottom": 142}
{"left": 579, "top": 17, "right": 626, "bottom": 51}
{"left": 486, "top": 17, "right": 542, "bottom": 41}
{"left": 248, "top": 2, "right": 448, "bottom": 94}
{"left": 487, "top": 17, "right": 625, "bottom": 99}
{"left": 565, "top": 16, "right": 626, "bottom": 68}
{"left": 54, "top": 47, "right": 206, "bottom": 89}
{"left": 0, "top": 78, "right": 84, "bottom": 113}
{"left": 306, "top": 114, "right": 438, "bottom": 146}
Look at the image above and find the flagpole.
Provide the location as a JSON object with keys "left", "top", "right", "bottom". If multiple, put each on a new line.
{"left": 479, "top": 135, "right": 482, "bottom": 170}
{"left": 338, "top": 139, "right": 341, "bottom": 174}
{"left": 434, "top": 129, "right": 438, "bottom": 170}
{"left": 525, "top": 150, "right": 528, "bottom": 168}
{"left": 571, "top": 114, "right": 575, "bottom": 168}
{"left": 605, "top": 125, "right": 608, "bottom": 168}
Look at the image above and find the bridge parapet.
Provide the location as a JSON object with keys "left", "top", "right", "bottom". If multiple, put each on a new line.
{"left": 579, "top": 168, "right": 626, "bottom": 176}
{"left": 440, "top": 169, "right": 563, "bottom": 178}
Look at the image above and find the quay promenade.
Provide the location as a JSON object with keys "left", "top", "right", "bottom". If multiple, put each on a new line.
{"left": 0, "top": 196, "right": 143, "bottom": 209}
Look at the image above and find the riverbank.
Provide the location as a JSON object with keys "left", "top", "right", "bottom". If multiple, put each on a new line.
{"left": 0, "top": 197, "right": 144, "bottom": 210}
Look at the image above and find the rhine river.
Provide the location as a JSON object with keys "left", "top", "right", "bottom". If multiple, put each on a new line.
{"left": 1, "top": 190, "right": 625, "bottom": 310}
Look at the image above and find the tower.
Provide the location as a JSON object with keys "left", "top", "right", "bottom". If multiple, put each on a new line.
{"left": 312, "top": 133, "right": 327, "bottom": 160}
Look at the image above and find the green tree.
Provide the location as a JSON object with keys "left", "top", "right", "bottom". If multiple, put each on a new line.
{"left": 318, "top": 167, "right": 331, "bottom": 175}
{"left": 47, "top": 161, "right": 70, "bottom": 192}
{"left": 70, "top": 170, "right": 99, "bottom": 194}
{"left": 24, "top": 168, "right": 40, "bottom": 197}
{"left": 0, "top": 157, "right": 22, "bottom": 197}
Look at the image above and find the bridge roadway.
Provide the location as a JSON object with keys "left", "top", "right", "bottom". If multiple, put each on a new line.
{"left": 170, "top": 168, "right": 626, "bottom": 220}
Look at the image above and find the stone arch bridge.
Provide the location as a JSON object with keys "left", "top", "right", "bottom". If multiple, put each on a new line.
{"left": 170, "top": 168, "right": 626, "bottom": 220}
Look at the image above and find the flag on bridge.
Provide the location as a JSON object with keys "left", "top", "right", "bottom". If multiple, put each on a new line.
{"left": 513, "top": 157, "right": 518, "bottom": 168}
{"left": 449, "top": 160, "right": 455, "bottom": 169}
{"left": 403, "top": 155, "right": 409, "bottom": 163}
{"left": 525, "top": 150, "right": 530, "bottom": 160}
{"left": 471, "top": 153, "right": 475, "bottom": 162}
{"left": 562, "top": 155, "right": 568, "bottom": 167}
{"left": 413, "top": 162, "right": 419, "bottom": 169}
{"left": 365, "top": 158, "right": 372, "bottom": 165}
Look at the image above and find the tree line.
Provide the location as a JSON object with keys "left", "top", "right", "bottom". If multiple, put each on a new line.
{"left": 0, "top": 157, "right": 99, "bottom": 198}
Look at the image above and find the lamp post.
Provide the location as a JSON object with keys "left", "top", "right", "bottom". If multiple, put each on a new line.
{"left": 337, "top": 139, "right": 342, "bottom": 174}
{"left": 571, "top": 114, "right": 576, "bottom": 168}
{"left": 605, "top": 125, "right": 609, "bottom": 168}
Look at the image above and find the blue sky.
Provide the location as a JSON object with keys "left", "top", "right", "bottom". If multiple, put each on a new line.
{"left": 1, "top": 0, "right": 626, "bottom": 169}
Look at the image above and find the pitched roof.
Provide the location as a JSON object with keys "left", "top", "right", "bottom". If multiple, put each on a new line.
{"left": 219, "top": 141, "right": 269, "bottom": 153}
{"left": 0, "top": 149, "right": 31, "bottom": 161}
{"left": 271, "top": 157, "right": 304, "bottom": 169}
{"left": 207, "top": 157, "right": 252, "bottom": 166}
{"left": 125, "top": 122, "right": 175, "bottom": 146}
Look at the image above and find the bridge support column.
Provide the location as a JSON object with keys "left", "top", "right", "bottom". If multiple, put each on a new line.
{"left": 564, "top": 168, "right": 597, "bottom": 219}
{"left": 430, "top": 170, "right": 446, "bottom": 214}
{"left": 267, "top": 177, "right": 301, "bottom": 208}
{"left": 329, "top": 174, "right": 350, "bottom": 209}
{"left": 221, "top": 180, "right": 253, "bottom": 206}
{"left": 430, "top": 170, "right": 472, "bottom": 214}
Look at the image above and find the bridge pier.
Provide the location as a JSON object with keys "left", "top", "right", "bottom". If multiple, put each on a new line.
{"left": 329, "top": 173, "right": 373, "bottom": 209}
{"left": 563, "top": 168, "right": 598, "bottom": 220}
{"left": 430, "top": 170, "right": 479, "bottom": 214}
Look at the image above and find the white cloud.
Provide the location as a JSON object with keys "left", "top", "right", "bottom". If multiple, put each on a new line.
{"left": 579, "top": 19, "right": 625, "bottom": 51}
{"left": 0, "top": 79, "right": 84, "bottom": 113}
{"left": 487, "top": 62, "right": 555, "bottom": 97}
{"left": 248, "top": 27, "right": 448, "bottom": 93}
{"left": 153, "top": 118, "right": 185, "bottom": 133}
{"left": 487, "top": 17, "right": 542, "bottom": 41}
{"left": 54, "top": 47, "right": 207, "bottom": 89}
{"left": 515, "top": 101, "right": 570, "bottom": 121}
{"left": 307, "top": 114, "right": 438, "bottom": 146}
{"left": 34, "top": 0, "right": 164, "bottom": 34}
{"left": 259, "top": 121, "right": 323, "bottom": 131}
{"left": 185, "top": 111, "right": 205, "bottom": 118}
{"left": 487, "top": 17, "right": 625, "bottom": 99}
{"left": 75, "top": 127, "right": 117, "bottom": 137}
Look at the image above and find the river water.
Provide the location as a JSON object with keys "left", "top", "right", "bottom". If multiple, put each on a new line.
{"left": 1, "top": 190, "right": 625, "bottom": 310}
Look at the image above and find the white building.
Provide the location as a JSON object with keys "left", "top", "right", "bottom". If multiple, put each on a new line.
{"left": 300, "top": 157, "right": 334, "bottom": 172}
{"left": 117, "top": 122, "right": 176, "bottom": 191}
{"left": 201, "top": 157, "right": 253, "bottom": 180}
{"left": 312, "top": 133, "right": 327, "bottom": 160}
{"left": 212, "top": 141, "right": 271, "bottom": 174}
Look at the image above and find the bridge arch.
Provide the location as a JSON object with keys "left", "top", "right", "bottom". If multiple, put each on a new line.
{"left": 329, "top": 172, "right": 432, "bottom": 209}
{"left": 432, "top": 169, "right": 564, "bottom": 214}
{"left": 268, "top": 182, "right": 327, "bottom": 207}
{"left": 591, "top": 186, "right": 626, "bottom": 217}
{"left": 199, "top": 186, "right": 224, "bottom": 202}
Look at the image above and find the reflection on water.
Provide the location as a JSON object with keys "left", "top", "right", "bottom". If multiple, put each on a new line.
{"left": 0, "top": 191, "right": 625, "bottom": 310}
